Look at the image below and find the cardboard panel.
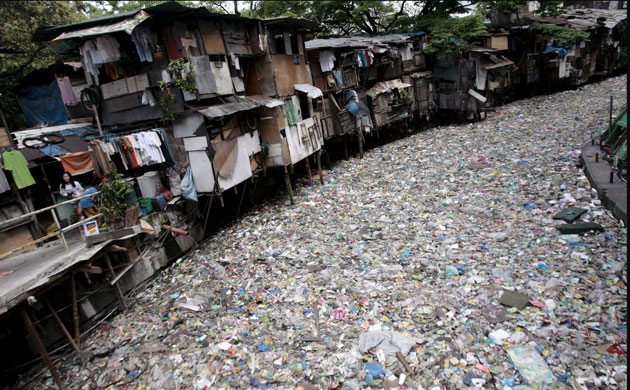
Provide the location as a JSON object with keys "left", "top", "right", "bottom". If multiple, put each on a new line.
{"left": 240, "top": 130, "right": 262, "bottom": 156}
{"left": 191, "top": 55, "right": 218, "bottom": 94}
{"left": 173, "top": 112, "right": 206, "bottom": 138}
{"left": 210, "top": 61, "right": 234, "bottom": 96}
{"left": 213, "top": 136, "right": 252, "bottom": 191}
{"left": 183, "top": 136, "right": 208, "bottom": 151}
{"left": 101, "top": 79, "right": 129, "bottom": 99}
{"left": 106, "top": 92, "right": 144, "bottom": 113}
{"left": 198, "top": 19, "right": 226, "bottom": 54}
{"left": 126, "top": 76, "right": 138, "bottom": 94}
{"left": 189, "top": 151, "right": 216, "bottom": 193}
{"left": 135, "top": 73, "right": 150, "bottom": 90}
{"left": 271, "top": 55, "right": 309, "bottom": 97}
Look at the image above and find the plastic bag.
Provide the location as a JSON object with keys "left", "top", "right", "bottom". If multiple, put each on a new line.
{"left": 181, "top": 166, "right": 197, "bottom": 202}
{"left": 358, "top": 331, "right": 417, "bottom": 357}
{"left": 167, "top": 168, "right": 182, "bottom": 197}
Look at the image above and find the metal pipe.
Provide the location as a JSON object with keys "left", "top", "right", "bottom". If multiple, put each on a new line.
{"left": 161, "top": 224, "right": 189, "bottom": 236}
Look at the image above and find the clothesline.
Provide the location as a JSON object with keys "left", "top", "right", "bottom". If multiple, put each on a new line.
{"left": 87, "top": 128, "right": 176, "bottom": 178}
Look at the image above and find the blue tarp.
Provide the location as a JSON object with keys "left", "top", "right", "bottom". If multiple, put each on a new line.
{"left": 543, "top": 45, "right": 568, "bottom": 58}
{"left": 40, "top": 144, "right": 67, "bottom": 157}
{"left": 17, "top": 81, "right": 68, "bottom": 128}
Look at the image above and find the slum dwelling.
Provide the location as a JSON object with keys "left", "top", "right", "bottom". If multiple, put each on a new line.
{"left": 305, "top": 32, "right": 434, "bottom": 156}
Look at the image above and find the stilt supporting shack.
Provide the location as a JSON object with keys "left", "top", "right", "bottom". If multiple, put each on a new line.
{"left": 21, "top": 306, "right": 66, "bottom": 390}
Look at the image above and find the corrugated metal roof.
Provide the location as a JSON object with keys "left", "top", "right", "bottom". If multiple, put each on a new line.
{"left": 197, "top": 97, "right": 263, "bottom": 119}
{"left": 247, "top": 95, "right": 284, "bottom": 108}
{"left": 294, "top": 84, "right": 323, "bottom": 99}
{"left": 261, "top": 17, "right": 321, "bottom": 32}
{"left": 52, "top": 11, "right": 150, "bottom": 41}
{"left": 306, "top": 34, "right": 417, "bottom": 50}
{"left": 529, "top": 8, "right": 627, "bottom": 31}
{"left": 366, "top": 79, "right": 411, "bottom": 97}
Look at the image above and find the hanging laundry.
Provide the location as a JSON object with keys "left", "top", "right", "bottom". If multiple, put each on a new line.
{"left": 319, "top": 51, "right": 336, "bottom": 72}
{"left": 2, "top": 150, "right": 35, "bottom": 189}
{"left": 131, "top": 24, "right": 155, "bottom": 62}
{"left": 0, "top": 160, "right": 11, "bottom": 193}
{"left": 0, "top": 169, "right": 9, "bottom": 193}
{"left": 155, "top": 128, "right": 176, "bottom": 168}
{"left": 56, "top": 76, "right": 78, "bottom": 106}
{"left": 229, "top": 53, "right": 240, "bottom": 70}
{"left": 163, "top": 25, "right": 183, "bottom": 60}
{"left": 61, "top": 151, "right": 94, "bottom": 175}
{"left": 94, "top": 36, "right": 121, "bottom": 63}
{"left": 80, "top": 40, "right": 101, "bottom": 76}
{"left": 400, "top": 43, "right": 413, "bottom": 61}
{"left": 88, "top": 140, "right": 114, "bottom": 178}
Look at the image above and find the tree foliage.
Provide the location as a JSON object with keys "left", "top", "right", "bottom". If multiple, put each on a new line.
{"left": 0, "top": 1, "right": 87, "bottom": 129}
{"left": 254, "top": 1, "right": 412, "bottom": 36}
{"left": 530, "top": 22, "right": 590, "bottom": 47}
{"left": 420, "top": 13, "right": 488, "bottom": 54}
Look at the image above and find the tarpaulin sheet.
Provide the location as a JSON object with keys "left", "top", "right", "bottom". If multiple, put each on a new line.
{"left": 17, "top": 81, "right": 68, "bottom": 128}
{"left": 543, "top": 45, "right": 568, "bottom": 58}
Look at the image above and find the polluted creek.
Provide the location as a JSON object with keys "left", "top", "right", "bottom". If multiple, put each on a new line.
{"left": 24, "top": 75, "right": 627, "bottom": 389}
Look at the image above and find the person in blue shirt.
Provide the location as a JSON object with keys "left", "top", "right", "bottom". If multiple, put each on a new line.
{"left": 79, "top": 175, "right": 110, "bottom": 218}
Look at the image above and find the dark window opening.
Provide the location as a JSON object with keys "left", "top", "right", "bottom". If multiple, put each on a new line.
{"left": 274, "top": 34, "right": 285, "bottom": 54}
{"left": 299, "top": 93, "right": 311, "bottom": 119}
{"left": 290, "top": 34, "right": 299, "bottom": 55}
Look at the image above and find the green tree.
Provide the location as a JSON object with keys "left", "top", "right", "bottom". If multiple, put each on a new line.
{"left": 0, "top": 1, "right": 87, "bottom": 129}
{"left": 419, "top": 12, "right": 488, "bottom": 54}
{"left": 253, "top": 1, "right": 413, "bottom": 35}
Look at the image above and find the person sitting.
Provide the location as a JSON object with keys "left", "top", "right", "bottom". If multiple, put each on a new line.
{"left": 79, "top": 183, "right": 99, "bottom": 218}
{"left": 80, "top": 175, "right": 111, "bottom": 218}
{"left": 59, "top": 172, "right": 84, "bottom": 215}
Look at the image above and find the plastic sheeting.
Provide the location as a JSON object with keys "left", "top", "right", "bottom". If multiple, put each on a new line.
{"left": 17, "top": 81, "right": 68, "bottom": 128}
{"left": 358, "top": 331, "right": 417, "bottom": 357}
{"left": 181, "top": 166, "right": 198, "bottom": 202}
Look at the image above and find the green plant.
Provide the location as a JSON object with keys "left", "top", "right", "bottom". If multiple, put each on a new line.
{"left": 159, "top": 59, "right": 198, "bottom": 123}
{"left": 261, "top": 141, "right": 270, "bottom": 158}
{"left": 98, "top": 170, "right": 132, "bottom": 227}
{"left": 530, "top": 22, "right": 590, "bottom": 47}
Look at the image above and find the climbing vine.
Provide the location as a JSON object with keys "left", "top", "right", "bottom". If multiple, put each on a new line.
{"left": 159, "top": 59, "right": 198, "bottom": 123}
{"left": 530, "top": 22, "right": 590, "bottom": 47}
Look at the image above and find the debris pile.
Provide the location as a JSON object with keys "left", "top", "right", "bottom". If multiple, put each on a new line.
{"left": 23, "top": 77, "right": 626, "bottom": 389}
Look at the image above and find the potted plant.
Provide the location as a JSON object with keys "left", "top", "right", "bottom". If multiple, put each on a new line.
{"left": 99, "top": 170, "right": 132, "bottom": 229}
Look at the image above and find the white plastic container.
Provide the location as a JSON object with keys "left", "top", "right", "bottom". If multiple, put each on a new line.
{"left": 79, "top": 220, "right": 99, "bottom": 241}
{"left": 137, "top": 171, "right": 160, "bottom": 198}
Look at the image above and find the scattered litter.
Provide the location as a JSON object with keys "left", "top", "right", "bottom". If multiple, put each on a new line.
{"left": 556, "top": 222, "right": 605, "bottom": 234}
{"left": 21, "top": 75, "right": 627, "bottom": 390}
